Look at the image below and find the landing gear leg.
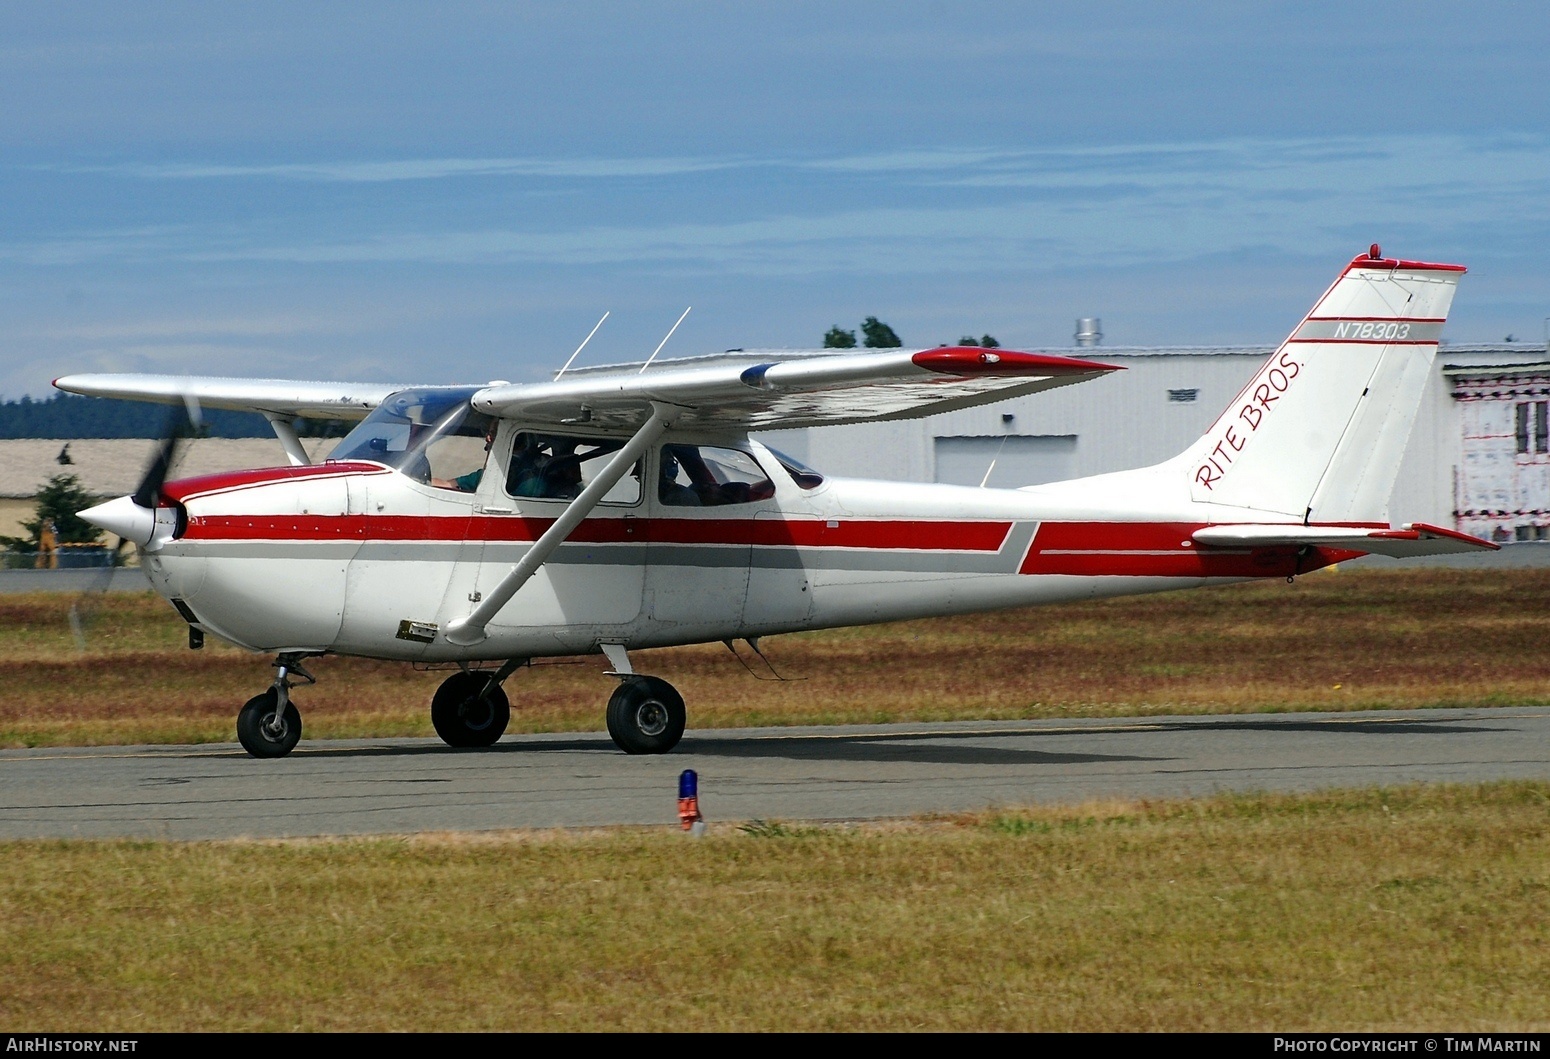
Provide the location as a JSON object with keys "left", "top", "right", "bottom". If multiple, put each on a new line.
{"left": 430, "top": 658, "right": 523, "bottom": 748}
{"left": 236, "top": 654, "right": 315, "bottom": 758}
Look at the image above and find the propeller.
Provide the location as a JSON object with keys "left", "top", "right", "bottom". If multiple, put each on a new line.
{"left": 69, "top": 396, "right": 202, "bottom": 649}
{"left": 134, "top": 395, "right": 203, "bottom": 508}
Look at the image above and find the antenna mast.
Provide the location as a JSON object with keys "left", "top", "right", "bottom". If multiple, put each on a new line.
{"left": 639, "top": 307, "right": 692, "bottom": 374}
{"left": 554, "top": 311, "right": 610, "bottom": 380}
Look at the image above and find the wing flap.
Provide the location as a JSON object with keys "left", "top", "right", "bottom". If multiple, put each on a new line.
{"left": 53, "top": 373, "right": 406, "bottom": 420}
{"left": 1192, "top": 521, "right": 1498, "bottom": 558}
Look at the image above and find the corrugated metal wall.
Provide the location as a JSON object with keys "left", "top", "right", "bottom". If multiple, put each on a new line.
{"left": 757, "top": 344, "right": 1542, "bottom": 532}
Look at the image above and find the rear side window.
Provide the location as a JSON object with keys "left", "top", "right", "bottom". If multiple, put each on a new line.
{"left": 506, "top": 433, "right": 641, "bottom": 504}
{"left": 658, "top": 444, "right": 775, "bottom": 506}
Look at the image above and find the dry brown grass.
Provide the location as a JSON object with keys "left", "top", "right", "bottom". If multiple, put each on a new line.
{"left": 1, "top": 782, "right": 1545, "bottom": 1031}
{"left": 2, "top": 566, "right": 1547, "bottom": 747}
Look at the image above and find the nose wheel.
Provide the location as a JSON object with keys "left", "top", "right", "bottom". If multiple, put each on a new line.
{"left": 237, "top": 689, "right": 302, "bottom": 758}
{"left": 606, "top": 675, "right": 686, "bottom": 755}
{"left": 236, "top": 654, "right": 314, "bottom": 758}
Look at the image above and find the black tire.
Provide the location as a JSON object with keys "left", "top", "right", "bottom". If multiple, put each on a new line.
{"left": 606, "top": 676, "right": 685, "bottom": 755}
{"left": 237, "top": 689, "right": 302, "bottom": 758}
{"left": 431, "top": 671, "right": 510, "bottom": 748}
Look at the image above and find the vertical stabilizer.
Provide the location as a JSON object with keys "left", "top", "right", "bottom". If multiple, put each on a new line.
{"left": 1184, "top": 247, "right": 1464, "bottom": 522}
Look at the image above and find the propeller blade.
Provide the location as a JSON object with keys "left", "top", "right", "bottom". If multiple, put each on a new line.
{"left": 130, "top": 396, "right": 202, "bottom": 509}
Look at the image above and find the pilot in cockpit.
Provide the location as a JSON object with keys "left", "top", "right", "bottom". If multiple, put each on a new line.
{"left": 431, "top": 421, "right": 498, "bottom": 492}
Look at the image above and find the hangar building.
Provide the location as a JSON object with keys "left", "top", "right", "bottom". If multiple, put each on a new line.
{"left": 758, "top": 341, "right": 1550, "bottom": 543}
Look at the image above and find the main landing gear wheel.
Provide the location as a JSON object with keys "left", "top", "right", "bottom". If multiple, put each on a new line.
{"left": 237, "top": 688, "right": 302, "bottom": 758}
{"left": 606, "top": 676, "right": 685, "bottom": 755}
{"left": 431, "top": 671, "right": 511, "bottom": 748}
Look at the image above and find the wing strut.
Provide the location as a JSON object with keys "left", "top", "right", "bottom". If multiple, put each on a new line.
{"left": 443, "top": 402, "right": 682, "bottom": 647}
{"left": 262, "top": 412, "right": 312, "bottom": 467}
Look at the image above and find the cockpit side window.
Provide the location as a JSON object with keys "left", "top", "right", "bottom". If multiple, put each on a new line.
{"left": 505, "top": 433, "right": 642, "bottom": 504}
{"left": 326, "top": 388, "right": 490, "bottom": 487}
{"left": 658, "top": 444, "right": 776, "bottom": 506}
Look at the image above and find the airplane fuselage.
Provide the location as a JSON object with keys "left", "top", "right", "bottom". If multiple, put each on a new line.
{"left": 144, "top": 434, "right": 1348, "bottom": 662}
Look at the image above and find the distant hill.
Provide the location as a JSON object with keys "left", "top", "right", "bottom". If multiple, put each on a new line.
{"left": 0, "top": 393, "right": 336, "bottom": 439}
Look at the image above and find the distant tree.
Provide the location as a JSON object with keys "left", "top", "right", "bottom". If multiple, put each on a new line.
{"left": 958, "top": 335, "right": 980, "bottom": 347}
{"left": 293, "top": 418, "right": 353, "bottom": 438}
{"left": 957, "top": 334, "right": 1000, "bottom": 348}
{"left": 0, "top": 392, "right": 271, "bottom": 439}
{"left": 24, "top": 474, "right": 102, "bottom": 544}
{"left": 822, "top": 326, "right": 857, "bottom": 349}
{"left": 860, "top": 317, "right": 902, "bottom": 349}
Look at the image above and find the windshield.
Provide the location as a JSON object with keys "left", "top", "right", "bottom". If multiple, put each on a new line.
{"left": 327, "top": 388, "right": 489, "bottom": 484}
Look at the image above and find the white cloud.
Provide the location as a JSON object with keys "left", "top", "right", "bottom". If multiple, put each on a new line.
{"left": 6, "top": 134, "right": 1549, "bottom": 275}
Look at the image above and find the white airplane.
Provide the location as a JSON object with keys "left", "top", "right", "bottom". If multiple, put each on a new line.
{"left": 58, "top": 246, "right": 1495, "bottom": 759}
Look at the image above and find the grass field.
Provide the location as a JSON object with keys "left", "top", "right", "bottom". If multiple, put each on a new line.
{"left": 1, "top": 783, "right": 1546, "bottom": 1031}
{"left": 4, "top": 570, "right": 1547, "bottom": 1030}
{"left": 2, "top": 567, "right": 1547, "bottom": 747}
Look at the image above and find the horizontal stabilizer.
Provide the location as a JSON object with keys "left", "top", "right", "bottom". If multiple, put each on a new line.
{"left": 1192, "top": 522, "right": 1498, "bottom": 558}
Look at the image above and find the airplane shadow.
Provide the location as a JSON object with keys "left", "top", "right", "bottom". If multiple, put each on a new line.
{"left": 278, "top": 714, "right": 1511, "bottom": 766}
{"left": 1148, "top": 717, "right": 1509, "bottom": 737}
{"left": 291, "top": 730, "right": 1163, "bottom": 767}
{"left": 676, "top": 733, "right": 1162, "bottom": 767}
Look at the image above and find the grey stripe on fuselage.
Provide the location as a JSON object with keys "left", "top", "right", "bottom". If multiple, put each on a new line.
{"left": 168, "top": 521, "right": 1038, "bottom": 576}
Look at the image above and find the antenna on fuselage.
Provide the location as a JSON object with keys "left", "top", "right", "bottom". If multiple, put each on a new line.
{"left": 979, "top": 432, "right": 1012, "bottom": 488}
{"left": 639, "top": 306, "right": 692, "bottom": 374}
{"left": 554, "top": 311, "right": 610, "bottom": 380}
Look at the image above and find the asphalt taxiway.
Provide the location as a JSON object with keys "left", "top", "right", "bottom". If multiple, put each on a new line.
{"left": 2, "top": 707, "right": 1547, "bottom": 840}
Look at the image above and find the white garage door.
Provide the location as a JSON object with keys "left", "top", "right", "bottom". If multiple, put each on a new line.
{"left": 933, "top": 435, "right": 1078, "bottom": 489}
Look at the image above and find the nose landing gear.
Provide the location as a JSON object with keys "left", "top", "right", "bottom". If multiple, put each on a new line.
{"left": 237, "top": 654, "right": 315, "bottom": 758}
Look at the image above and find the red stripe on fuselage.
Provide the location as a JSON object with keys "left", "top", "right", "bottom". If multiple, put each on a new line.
{"left": 163, "top": 462, "right": 389, "bottom": 502}
{"left": 1019, "top": 521, "right": 1362, "bottom": 578}
{"left": 182, "top": 514, "right": 1015, "bottom": 551}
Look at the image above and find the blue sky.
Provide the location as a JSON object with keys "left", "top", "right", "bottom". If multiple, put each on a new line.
{"left": 2, "top": 2, "right": 1547, "bottom": 398}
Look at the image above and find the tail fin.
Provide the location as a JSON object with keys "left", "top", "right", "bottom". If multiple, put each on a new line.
{"left": 1185, "top": 246, "right": 1465, "bottom": 522}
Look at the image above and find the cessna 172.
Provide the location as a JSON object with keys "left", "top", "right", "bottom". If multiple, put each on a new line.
{"left": 58, "top": 247, "right": 1495, "bottom": 759}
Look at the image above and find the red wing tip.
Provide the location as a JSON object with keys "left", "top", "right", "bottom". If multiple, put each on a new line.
{"left": 1371, "top": 522, "right": 1500, "bottom": 550}
{"left": 912, "top": 347, "right": 1122, "bottom": 377}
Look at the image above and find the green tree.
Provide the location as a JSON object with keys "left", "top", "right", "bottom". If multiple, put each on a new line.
{"left": 1, "top": 474, "right": 103, "bottom": 567}
{"left": 24, "top": 474, "right": 102, "bottom": 545}
{"left": 957, "top": 334, "right": 1001, "bottom": 348}
{"left": 822, "top": 326, "right": 857, "bottom": 349}
{"left": 861, "top": 317, "right": 902, "bottom": 348}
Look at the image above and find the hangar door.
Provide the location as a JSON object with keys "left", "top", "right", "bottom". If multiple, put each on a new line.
{"left": 933, "top": 435, "right": 1078, "bottom": 489}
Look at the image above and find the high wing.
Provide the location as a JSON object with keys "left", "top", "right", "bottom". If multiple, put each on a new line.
{"left": 52, "top": 374, "right": 418, "bottom": 421}
{"left": 1192, "top": 522, "right": 1499, "bottom": 558}
{"left": 53, "top": 346, "right": 1120, "bottom": 432}
{"left": 472, "top": 346, "right": 1118, "bottom": 430}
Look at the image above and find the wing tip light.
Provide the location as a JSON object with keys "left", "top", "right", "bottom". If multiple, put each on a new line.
{"left": 911, "top": 347, "right": 1121, "bottom": 377}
